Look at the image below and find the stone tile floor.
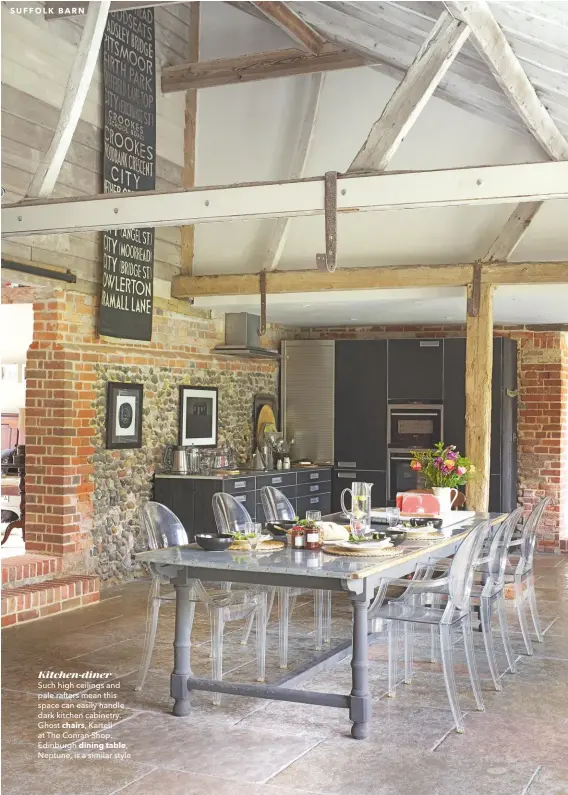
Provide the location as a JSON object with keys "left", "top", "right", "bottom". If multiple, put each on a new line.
{"left": 1, "top": 553, "right": 568, "bottom": 795}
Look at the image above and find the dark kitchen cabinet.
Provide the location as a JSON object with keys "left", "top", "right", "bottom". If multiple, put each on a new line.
{"left": 442, "top": 337, "right": 466, "bottom": 453}
{"left": 441, "top": 337, "right": 518, "bottom": 513}
{"left": 334, "top": 340, "right": 387, "bottom": 470}
{"left": 332, "top": 469, "right": 386, "bottom": 513}
{"left": 154, "top": 468, "right": 333, "bottom": 539}
{"left": 388, "top": 339, "right": 443, "bottom": 401}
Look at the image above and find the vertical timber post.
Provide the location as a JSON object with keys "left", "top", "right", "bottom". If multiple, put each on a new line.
{"left": 180, "top": 2, "right": 200, "bottom": 280}
{"left": 465, "top": 267, "right": 494, "bottom": 511}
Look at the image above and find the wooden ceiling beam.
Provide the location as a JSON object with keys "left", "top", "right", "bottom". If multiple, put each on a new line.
{"left": 180, "top": 1, "right": 200, "bottom": 277}
{"left": 4, "top": 162, "right": 568, "bottom": 237}
{"left": 252, "top": 1, "right": 327, "bottom": 55}
{"left": 445, "top": 1, "right": 568, "bottom": 160}
{"left": 26, "top": 1, "right": 110, "bottom": 198}
{"left": 349, "top": 10, "right": 469, "bottom": 172}
{"left": 161, "top": 44, "right": 366, "bottom": 92}
{"left": 170, "top": 261, "right": 568, "bottom": 299}
{"left": 445, "top": 2, "right": 568, "bottom": 264}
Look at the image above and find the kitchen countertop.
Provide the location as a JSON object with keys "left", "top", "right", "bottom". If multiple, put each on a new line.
{"left": 155, "top": 465, "right": 332, "bottom": 479}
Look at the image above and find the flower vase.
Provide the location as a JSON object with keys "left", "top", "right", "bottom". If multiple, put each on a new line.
{"left": 432, "top": 487, "right": 458, "bottom": 514}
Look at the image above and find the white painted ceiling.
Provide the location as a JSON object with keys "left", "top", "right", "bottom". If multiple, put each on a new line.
{"left": 194, "top": 284, "right": 568, "bottom": 327}
{"left": 191, "top": 3, "right": 568, "bottom": 326}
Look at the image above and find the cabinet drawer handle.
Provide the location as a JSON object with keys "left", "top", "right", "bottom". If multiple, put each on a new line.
{"left": 337, "top": 472, "right": 356, "bottom": 478}
{"left": 309, "top": 473, "right": 319, "bottom": 480}
{"left": 309, "top": 497, "right": 320, "bottom": 504}
{"left": 235, "top": 495, "right": 247, "bottom": 503}
{"left": 309, "top": 485, "right": 320, "bottom": 492}
{"left": 337, "top": 462, "right": 356, "bottom": 468}
{"left": 272, "top": 476, "right": 282, "bottom": 484}
{"left": 234, "top": 481, "right": 246, "bottom": 489}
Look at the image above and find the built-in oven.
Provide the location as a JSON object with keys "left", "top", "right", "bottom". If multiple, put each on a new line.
{"left": 387, "top": 450, "right": 420, "bottom": 504}
{"left": 388, "top": 404, "right": 443, "bottom": 450}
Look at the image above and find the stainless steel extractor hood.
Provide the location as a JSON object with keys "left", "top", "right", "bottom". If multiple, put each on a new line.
{"left": 213, "top": 313, "right": 280, "bottom": 359}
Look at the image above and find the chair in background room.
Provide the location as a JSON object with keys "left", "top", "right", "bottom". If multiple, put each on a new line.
{"left": 137, "top": 501, "right": 266, "bottom": 703}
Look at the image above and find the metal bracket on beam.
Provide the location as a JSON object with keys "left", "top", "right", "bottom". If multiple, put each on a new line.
{"left": 467, "top": 261, "right": 482, "bottom": 317}
{"left": 316, "top": 171, "right": 338, "bottom": 272}
{"left": 259, "top": 269, "right": 267, "bottom": 335}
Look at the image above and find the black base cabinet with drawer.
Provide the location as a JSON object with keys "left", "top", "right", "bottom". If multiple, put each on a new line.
{"left": 154, "top": 468, "right": 332, "bottom": 541}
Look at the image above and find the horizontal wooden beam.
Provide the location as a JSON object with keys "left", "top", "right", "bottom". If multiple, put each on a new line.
{"left": 253, "top": 2, "right": 327, "bottom": 54}
{"left": 161, "top": 44, "right": 366, "bottom": 92}
{"left": 171, "top": 261, "right": 568, "bottom": 299}
{"left": 4, "top": 162, "right": 568, "bottom": 237}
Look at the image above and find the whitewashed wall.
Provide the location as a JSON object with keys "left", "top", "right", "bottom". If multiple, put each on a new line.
{"left": 1, "top": 2, "right": 189, "bottom": 293}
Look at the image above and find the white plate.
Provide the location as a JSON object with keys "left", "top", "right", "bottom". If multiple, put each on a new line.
{"left": 333, "top": 539, "right": 393, "bottom": 551}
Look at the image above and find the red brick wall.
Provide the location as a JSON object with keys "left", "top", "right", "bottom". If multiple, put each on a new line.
{"left": 285, "top": 324, "right": 566, "bottom": 552}
{"left": 22, "top": 290, "right": 280, "bottom": 577}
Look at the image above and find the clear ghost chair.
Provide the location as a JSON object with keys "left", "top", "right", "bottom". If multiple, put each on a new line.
{"left": 136, "top": 501, "right": 266, "bottom": 704}
{"left": 415, "top": 508, "right": 523, "bottom": 690}
{"left": 261, "top": 486, "right": 332, "bottom": 662}
{"left": 369, "top": 521, "right": 491, "bottom": 733}
{"left": 503, "top": 497, "right": 551, "bottom": 654}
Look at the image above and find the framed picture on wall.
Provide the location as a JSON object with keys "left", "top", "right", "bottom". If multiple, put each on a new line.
{"left": 179, "top": 386, "right": 218, "bottom": 447}
{"left": 106, "top": 382, "right": 143, "bottom": 449}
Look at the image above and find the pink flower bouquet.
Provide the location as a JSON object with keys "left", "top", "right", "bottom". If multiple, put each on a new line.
{"left": 409, "top": 442, "right": 475, "bottom": 488}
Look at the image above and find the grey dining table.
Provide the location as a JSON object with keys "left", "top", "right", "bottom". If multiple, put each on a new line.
{"left": 136, "top": 511, "right": 505, "bottom": 740}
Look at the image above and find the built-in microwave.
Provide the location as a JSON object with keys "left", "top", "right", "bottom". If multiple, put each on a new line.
{"left": 387, "top": 404, "right": 443, "bottom": 450}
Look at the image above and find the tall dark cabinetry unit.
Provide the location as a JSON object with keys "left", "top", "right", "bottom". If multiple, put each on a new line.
{"left": 333, "top": 341, "right": 388, "bottom": 511}
{"left": 442, "top": 337, "right": 518, "bottom": 513}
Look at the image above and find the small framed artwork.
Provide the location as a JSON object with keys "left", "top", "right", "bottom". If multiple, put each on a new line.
{"left": 179, "top": 385, "right": 218, "bottom": 447}
{"left": 106, "top": 382, "right": 143, "bottom": 450}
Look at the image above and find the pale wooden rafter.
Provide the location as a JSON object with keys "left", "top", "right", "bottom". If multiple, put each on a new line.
{"left": 349, "top": 11, "right": 470, "bottom": 172}
{"left": 26, "top": 1, "right": 111, "bottom": 199}
{"left": 252, "top": 1, "right": 327, "bottom": 54}
{"left": 266, "top": 73, "right": 324, "bottom": 272}
{"left": 446, "top": 1, "right": 568, "bottom": 263}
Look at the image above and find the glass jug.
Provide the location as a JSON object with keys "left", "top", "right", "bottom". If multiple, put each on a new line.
{"left": 341, "top": 482, "right": 373, "bottom": 538}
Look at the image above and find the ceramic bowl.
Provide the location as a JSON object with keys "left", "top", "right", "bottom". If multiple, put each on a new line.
{"left": 195, "top": 533, "right": 234, "bottom": 551}
{"left": 266, "top": 521, "right": 296, "bottom": 537}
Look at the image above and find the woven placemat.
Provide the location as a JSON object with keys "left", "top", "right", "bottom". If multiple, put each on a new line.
{"left": 229, "top": 539, "right": 285, "bottom": 551}
{"left": 403, "top": 532, "right": 445, "bottom": 541}
{"left": 323, "top": 544, "right": 405, "bottom": 558}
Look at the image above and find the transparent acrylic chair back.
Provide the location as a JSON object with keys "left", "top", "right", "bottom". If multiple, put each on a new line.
{"left": 484, "top": 506, "right": 523, "bottom": 590}
{"left": 260, "top": 486, "right": 296, "bottom": 522}
{"left": 212, "top": 492, "right": 254, "bottom": 535}
{"left": 140, "top": 501, "right": 188, "bottom": 550}
{"left": 448, "top": 521, "right": 491, "bottom": 613}
{"left": 519, "top": 497, "right": 550, "bottom": 573}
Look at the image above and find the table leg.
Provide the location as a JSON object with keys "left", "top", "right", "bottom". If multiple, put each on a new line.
{"left": 349, "top": 594, "right": 372, "bottom": 739}
{"left": 170, "top": 580, "right": 193, "bottom": 717}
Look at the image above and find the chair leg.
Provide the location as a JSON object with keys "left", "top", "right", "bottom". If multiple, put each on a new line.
{"left": 480, "top": 597, "right": 502, "bottom": 691}
{"left": 515, "top": 577, "right": 533, "bottom": 655}
{"left": 526, "top": 573, "right": 544, "bottom": 642}
{"left": 135, "top": 579, "right": 161, "bottom": 692}
{"left": 241, "top": 588, "right": 274, "bottom": 646}
{"left": 255, "top": 593, "right": 267, "bottom": 683}
{"left": 324, "top": 590, "right": 332, "bottom": 644}
{"left": 403, "top": 622, "right": 414, "bottom": 684}
{"left": 463, "top": 614, "right": 485, "bottom": 712}
{"left": 496, "top": 591, "right": 517, "bottom": 674}
{"left": 279, "top": 587, "right": 290, "bottom": 669}
{"left": 211, "top": 609, "right": 224, "bottom": 705}
{"left": 387, "top": 620, "right": 398, "bottom": 697}
{"left": 440, "top": 624, "right": 465, "bottom": 733}
{"left": 315, "top": 590, "right": 324, "bottom": 650}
